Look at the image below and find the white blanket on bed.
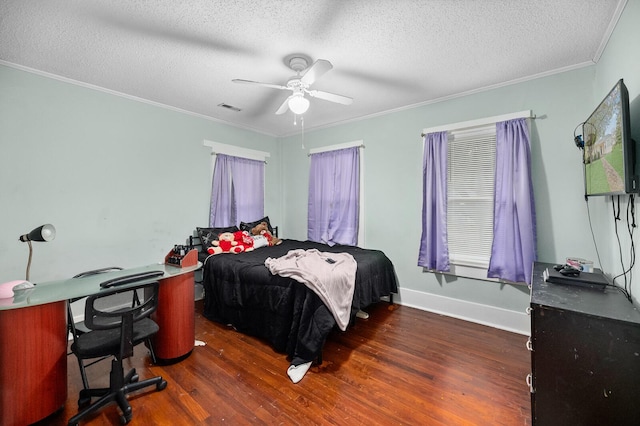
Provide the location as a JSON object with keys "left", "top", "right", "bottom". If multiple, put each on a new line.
{"left": 264, "top": 249, "right": 356, "bottom": 331}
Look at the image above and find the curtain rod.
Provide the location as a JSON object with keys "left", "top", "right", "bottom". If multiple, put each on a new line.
{"left": 421, "top": 110, "right": 536, "bottom": 137}
{"left": 308, "top": 143, "right": 365, "bottom": 156}
{"left": 211, "top": 152, "right": 268, "bottom": 164}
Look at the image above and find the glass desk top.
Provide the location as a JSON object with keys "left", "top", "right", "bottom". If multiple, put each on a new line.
{"left": 0, "top": 262, "right": 201, "bottom": 310}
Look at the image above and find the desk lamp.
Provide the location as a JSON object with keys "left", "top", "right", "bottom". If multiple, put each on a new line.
{"left": 19, "top": 224, "right": 56, "bottom": 281}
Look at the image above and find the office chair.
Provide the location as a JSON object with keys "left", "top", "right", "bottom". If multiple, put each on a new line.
{"left": 68, "top": 267, "right": 123, "bottom": 389}
{"left": 67, "top": 281, "right": 167, "bottom": 426}
{"left": 68, "top": 267, "right": 157, "bottom": 390}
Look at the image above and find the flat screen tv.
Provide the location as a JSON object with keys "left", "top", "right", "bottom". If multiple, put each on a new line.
{"left": 583, "top": 79, "right": 638, "bottom": 196}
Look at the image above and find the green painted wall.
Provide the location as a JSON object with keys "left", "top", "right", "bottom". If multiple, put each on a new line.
{"left": 0, "top": 65, "right": 279, "bottom": 282}
{"left": 279, "top": 67, "right": 595, "bottom": 313}
{"left": 588, "top": 0, "right": 640, "bottom": 286}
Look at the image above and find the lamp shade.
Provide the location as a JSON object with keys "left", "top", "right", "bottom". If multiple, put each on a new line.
{"left": 19, "top": 224, "right": 56, "bottom": 242}
{"left": 288, "top": 94, "right": 310, "bottom": 115}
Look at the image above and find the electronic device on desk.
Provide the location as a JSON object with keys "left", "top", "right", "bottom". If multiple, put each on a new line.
{"left": 543, "top": 265, "right": 609, "bottom": 291}
{"left": 164, "top": 245, "right": 198, "bottom": 268}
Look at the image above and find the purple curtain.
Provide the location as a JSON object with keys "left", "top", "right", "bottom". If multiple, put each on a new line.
{"left": 230, "top": 156, "right": 265, "bottom": 224}
{"left": 487, "top": 118, "right": 537, "bottom": 284}
{"left": 209, "top": 154, "right": 264, "bottom": 227}
{"left": 418, "top": 132, "right": 450, "bottom": 271}
{"left": 308, "top": 147, "right": 359, "bottom": 246}
{"left": 209, "top": 154, "right": 233, "bottom": 227}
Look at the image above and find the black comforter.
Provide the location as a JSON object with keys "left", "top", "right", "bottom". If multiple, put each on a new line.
{"left": 202, "top": 239, "right": 398, "bottom": 365}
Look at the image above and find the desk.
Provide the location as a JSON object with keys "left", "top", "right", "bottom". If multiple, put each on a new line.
{"left": 0, "top": 262, "right": 200, "bottom": 426}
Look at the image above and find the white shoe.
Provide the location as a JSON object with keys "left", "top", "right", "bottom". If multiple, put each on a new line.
{"left": 356, "top": 310, "right": 369, "bottom": 319}
{"left": 287, "top": 361, "right": 312, "bottom": 383}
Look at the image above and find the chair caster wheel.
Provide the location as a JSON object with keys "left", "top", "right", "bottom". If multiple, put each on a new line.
{"left": 128, "top": 367, "right": 139, "bottom": 383}
{"left": 119, "top": 406, "right": 132, "bottom": 424}
{"left": 157, "top": 379, "right": 168, "bottom": 391}
{"left": 78, "top": 396, "right": 91, "bottom": 408}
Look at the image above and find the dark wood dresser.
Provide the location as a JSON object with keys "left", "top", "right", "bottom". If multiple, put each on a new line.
{"left": 529, "top": 262, "right": 640, "bottom": 425}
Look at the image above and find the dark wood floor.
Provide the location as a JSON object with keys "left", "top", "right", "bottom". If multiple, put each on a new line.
{"left": 41, "top": 301, "right": 531, "bottom": 425}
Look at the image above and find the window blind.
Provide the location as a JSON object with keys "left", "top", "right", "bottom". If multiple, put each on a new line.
{"left": 447, "top": 125, "right": 496, "bottom": 268}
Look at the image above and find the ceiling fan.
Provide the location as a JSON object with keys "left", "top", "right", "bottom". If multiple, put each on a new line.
{"left": 232, "top": 55, "right": 353, "bottom": 115}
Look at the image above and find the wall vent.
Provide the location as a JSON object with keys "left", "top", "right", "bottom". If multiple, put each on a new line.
{"left": 217, "top": 103, "right": 242, "bottom": 112}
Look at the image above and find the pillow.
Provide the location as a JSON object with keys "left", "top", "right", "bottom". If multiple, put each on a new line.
{"left": 239, "top": 216, "right": 274, "bottom": 235}
{"left": 196, "top": 226, "right": 239, "bottom": 250}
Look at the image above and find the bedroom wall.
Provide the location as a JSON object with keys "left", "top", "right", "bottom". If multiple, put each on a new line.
{"left": 278, "top": 68, "right": 595, "bottom": 334}
{"left": 0, "top": 64, "right": 280, "bottom": 283}
{"left": 588, "top": 0, "right": 640, "bottom": 304}
{"left": 278, "top": 1, "right": 640, "bottom": 333}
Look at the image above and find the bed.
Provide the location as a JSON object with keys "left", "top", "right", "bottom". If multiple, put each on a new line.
{"left": 199, "top": 235, "right": 398, "bottom": 371}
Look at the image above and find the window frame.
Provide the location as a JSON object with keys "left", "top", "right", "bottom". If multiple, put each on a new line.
{"left": 421, "top": 111, "right": 532, "bottom": 281}
{"left": 203, "top": 140, "right": 270, "bottom": 225}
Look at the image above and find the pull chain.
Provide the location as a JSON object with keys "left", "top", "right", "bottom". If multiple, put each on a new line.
{"left": 301, "top": 115, "right": 305, "bottom": 149}
{"left": 292, "top": 114, "right": 305, "bottom": 149}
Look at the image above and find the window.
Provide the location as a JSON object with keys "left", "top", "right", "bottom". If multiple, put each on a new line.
{"left": 447, "top": 124, "right": 496, "bottom": 274}
{"left": 203, "top": 140, "right": 269, "bottom": 227}
{"left": 419, "top": 111, "right": 536, "bottom": 283}
{"left": 308, "top": 141, "right": 364, "bottom": 247}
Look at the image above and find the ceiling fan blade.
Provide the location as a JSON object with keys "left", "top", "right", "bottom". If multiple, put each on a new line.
{"left": 307, "top": 90, "right": 353, "bottom": 105}
{"left": 275, "top": 96, "right": 292, "bottom": 115}
{"left": 300, "top": 59, "right": 333, "bottom": 85}
{"left": 232, "top": 79, "right": 288, "bottom": 91}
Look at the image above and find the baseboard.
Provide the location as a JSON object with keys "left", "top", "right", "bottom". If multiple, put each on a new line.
{"left": 394, "top": 288, "right": 530, "bottom": 336}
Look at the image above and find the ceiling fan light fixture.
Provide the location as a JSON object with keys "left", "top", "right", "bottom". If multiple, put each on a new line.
{"left": 288, "top": 94, "right": 310, "bottom": 115}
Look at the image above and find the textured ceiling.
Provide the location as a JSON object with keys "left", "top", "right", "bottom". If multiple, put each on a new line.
{"left": 0, "top": 0, "right": 627, "bottom": 137}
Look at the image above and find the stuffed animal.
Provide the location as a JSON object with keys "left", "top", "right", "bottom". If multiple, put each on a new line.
{"left": 208, "top": 232, "right": 244, "bottom": 255}
{"left": 233, "top": 230, "right": 255, "bottom": 252}
{"left": 250, "top": 221, "right": 282, "bottom": 246}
